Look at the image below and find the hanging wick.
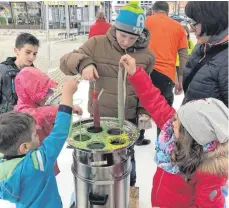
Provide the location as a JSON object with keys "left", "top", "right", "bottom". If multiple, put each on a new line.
{"left": 93, "top": 80, "right": 96, "bottom": 90}
{"left": 97, "top": 88, "right": 105, "bottom": 100}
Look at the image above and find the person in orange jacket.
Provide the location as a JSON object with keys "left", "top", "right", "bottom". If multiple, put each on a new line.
{"left": 88, "top": 11, "right": 111, "bottom": 39}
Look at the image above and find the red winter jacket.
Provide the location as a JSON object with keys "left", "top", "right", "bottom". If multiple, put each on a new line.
{"left": 128, "top": 66, "right": 228, "bottom": 208}
{"left": 88, "top": 19, "right": 111, "bottom": 39}
{"left": 14, "top": 67, "right": 60, "bottom": 175}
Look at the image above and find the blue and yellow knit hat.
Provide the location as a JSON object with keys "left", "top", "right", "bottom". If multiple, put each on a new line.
{"left": 115, "top": 1, "right": 145, "bottom": 36}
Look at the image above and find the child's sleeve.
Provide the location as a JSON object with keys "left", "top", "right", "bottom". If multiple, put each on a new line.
{"left": 31, "top": 105, "right": 72, "bottom": 172}
{"left": 128, "top": 67, "right": 176, "bottom": 129}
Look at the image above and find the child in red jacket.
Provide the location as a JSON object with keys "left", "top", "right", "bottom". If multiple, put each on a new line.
{"left": 120, "top": 54, "right": 228, "bottom": 208}
{"left": 14, "top": 67, "right": 82, "bottom": 175}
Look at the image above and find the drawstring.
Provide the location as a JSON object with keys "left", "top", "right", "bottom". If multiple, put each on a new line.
{"left": 199, "top": 44, "right": 207, "bottom": 63}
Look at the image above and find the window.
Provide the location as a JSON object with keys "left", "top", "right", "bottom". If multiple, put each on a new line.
{"left": 11, "top": 2, "right": 28, "bottom": 25}
{"left": 27, "top": 2, "right": 41, "bottom": 26}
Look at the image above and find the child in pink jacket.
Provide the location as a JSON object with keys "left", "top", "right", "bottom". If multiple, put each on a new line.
{"left": 14, "top": 67, "right": 82, "bottom": 175}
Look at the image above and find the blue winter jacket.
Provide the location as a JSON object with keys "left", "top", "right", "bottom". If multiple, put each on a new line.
{"left": 0, "top": 105, "right": 72, "bottom": 208}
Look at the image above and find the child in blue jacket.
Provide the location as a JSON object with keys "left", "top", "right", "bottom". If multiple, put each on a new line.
{"left": 0, "top": 79, "right": 81, "bottom": 208}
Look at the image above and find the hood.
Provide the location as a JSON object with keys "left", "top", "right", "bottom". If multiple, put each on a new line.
{"left": 208, "top": 29, "right": 228, "bottom": 45}
{"left": 14, "top": 67, "right": 58, "bottom": 130}
{"left": 198, "top": 29, "right": 228, "bottom": 62}
{"left": 14, "top": 67, "right": 57, "bottom": 107}
{"left": 1, "top": 57, "right": 34, "bottom": 69}
{"left": 1, "top": 57, "right": 18, "bottom": 69}
{"left": 106, "top": 26, "right": 150, "bottom": 53}
{"left": 198, "top": 142, "right": 228, "bottom": 176}
{"left": 0, "top": 157, "right": 24, "bottom": 202}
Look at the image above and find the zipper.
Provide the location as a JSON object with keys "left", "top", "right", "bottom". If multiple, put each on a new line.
{"left": 156, "top": 169, "right": 165, "bottom": 205}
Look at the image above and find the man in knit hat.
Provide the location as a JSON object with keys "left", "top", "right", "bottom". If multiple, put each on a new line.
{"left": 60, "top": 1, "right": 155, "bottom": 186}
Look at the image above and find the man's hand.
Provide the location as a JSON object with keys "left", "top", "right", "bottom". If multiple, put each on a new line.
{"left": 138, "top": 114, "right": 152, "bottom": 130}
{"left": 119, "top": 54, "right": 137, "bottom": 75}
{"left": 175, "top": 81, "right": 183, "bottom": 95}
{"left": 82, "top": 64, "right": 99, "bottom": 81}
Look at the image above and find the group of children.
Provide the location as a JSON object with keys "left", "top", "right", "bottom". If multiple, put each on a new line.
{"left": 0, "top": 28, "right": 228, "bottom": 208}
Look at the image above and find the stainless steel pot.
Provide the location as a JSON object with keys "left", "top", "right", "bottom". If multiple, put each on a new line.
{"left": 68, "top": 117, "right": 139, "bottom": 208}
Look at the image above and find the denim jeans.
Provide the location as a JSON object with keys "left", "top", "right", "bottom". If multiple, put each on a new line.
{"left": 130, "top": 156, "right": 136, "bottom": 186}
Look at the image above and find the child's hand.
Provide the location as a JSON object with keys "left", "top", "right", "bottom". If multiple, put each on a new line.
{"left": 120, "top": 54, "right": 136, "bottom": 75}
{"left": 73, "top": 105, "right": 83, "bottom": 116}
{"left": 82, "top": 64, "right": 99, "bottom": 81}
{"left": 63, "top": 79, "right": 78, "bottom": 95}
{"left": 60, "top": 79, "right": 78, "bottom": 107}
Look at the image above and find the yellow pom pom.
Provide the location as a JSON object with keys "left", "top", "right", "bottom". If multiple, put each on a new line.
{"left": 129, "top": 1, "right": 139, "bottom": 6}
{"left": 122, "top": 1, "right": 143, "bottom": 14}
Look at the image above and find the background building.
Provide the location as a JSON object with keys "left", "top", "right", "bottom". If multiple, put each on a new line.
{"left": 112, "top": 1, "right": 187, "bottom": 16}
{"left": 0, "top": 1, "right": 111, "bottom": 30}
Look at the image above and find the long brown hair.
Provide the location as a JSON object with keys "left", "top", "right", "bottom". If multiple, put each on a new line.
{"left": 171, "top": 123, "right": 204, "bottom": 182}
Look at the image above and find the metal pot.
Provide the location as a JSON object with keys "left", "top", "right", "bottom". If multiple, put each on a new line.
{"left": 68, "top": 117, "right": 139, "bottom": 208}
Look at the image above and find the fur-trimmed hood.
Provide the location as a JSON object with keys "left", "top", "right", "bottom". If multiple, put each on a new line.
{"left": 198, "top": 142, "right": 228, "bottom": 176}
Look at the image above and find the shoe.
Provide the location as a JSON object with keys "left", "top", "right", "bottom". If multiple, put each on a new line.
{"left": 66, "top": 145, "right": 74, "bottom": 149}
{"left": 136, "top": 129, "right": 151, "bottom": 146}
{"left": 136, "top": 139, "right": 151, "bottom": 146}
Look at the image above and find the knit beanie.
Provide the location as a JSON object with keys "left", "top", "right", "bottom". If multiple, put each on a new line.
{"left": 177, "top": 98, "right": 228, "bottom": 146}
{"left": 115, "top": 1, "right": 145, "bottom": 36}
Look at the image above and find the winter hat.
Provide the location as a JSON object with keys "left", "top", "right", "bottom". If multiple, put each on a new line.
{"left": 115, "top": 1, "right": 145, "bottom": 36}
{"left": 177, "top": 98, "right": 228, "bottom": 146}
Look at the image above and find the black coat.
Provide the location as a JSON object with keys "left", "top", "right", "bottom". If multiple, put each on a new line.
{"left": 0, "top": 57, "right": 20, "bottom": 113}
{"left": 183, "top": 29, "right": 228, "bottom": 106}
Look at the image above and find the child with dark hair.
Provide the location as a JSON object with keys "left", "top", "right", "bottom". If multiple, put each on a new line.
{"left": 13, "top": 67, "right": 82, "bottom": 175}
{"left": 120, "top": 54, "right": 228, "bottom": 208}
{"left": 0, "top": 33, "right": 40, "bottom": 113}
{"left": 0, "top": 78, "right": 80, "bottom": 207}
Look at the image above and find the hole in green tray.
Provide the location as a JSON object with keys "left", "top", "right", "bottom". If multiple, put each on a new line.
{"left": 87, "top": 142, "right": 105, "bottom": 150}
{"left": 110, "top": 138, "right": 125, "bottom": 145}
{"left": 107, "top": 128, "right": 123, "bottom": 135}
{"left": 87, "top": 126, "right": 103, "bottom": 133}
{"left": 73, "top": 135, "right": 91, "bottom": 142}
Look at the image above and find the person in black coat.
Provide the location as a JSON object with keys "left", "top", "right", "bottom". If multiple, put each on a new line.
{"left": 183, "top": 1, "right": 228, "bottom": 106}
